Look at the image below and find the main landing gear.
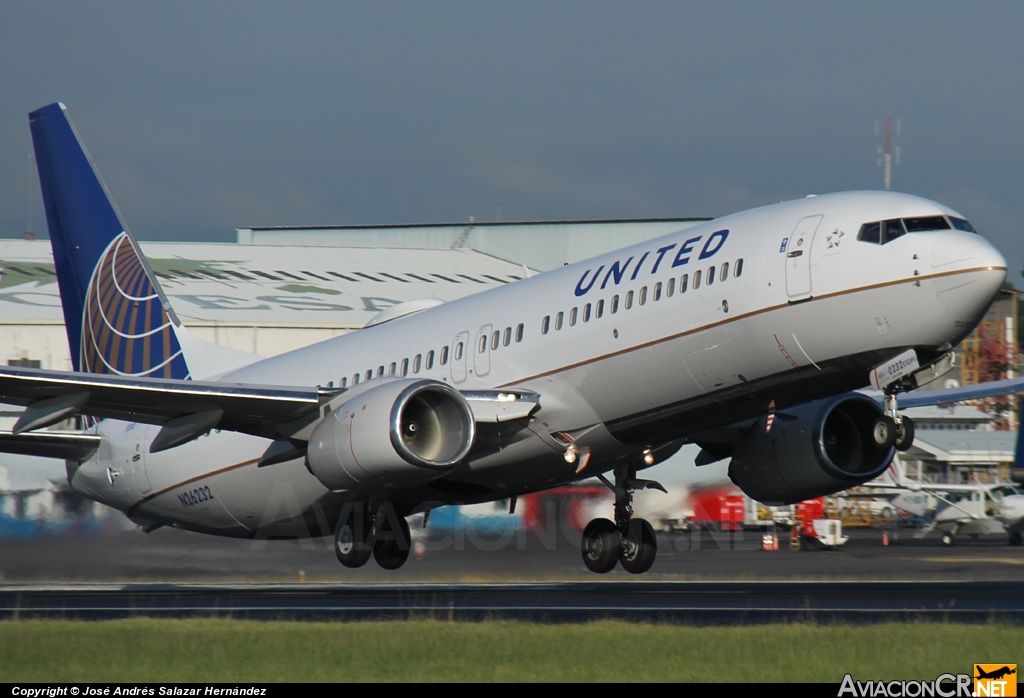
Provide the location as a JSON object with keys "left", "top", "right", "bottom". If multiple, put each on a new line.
{"left": 872, "top": 391, "right": 915, "bottom": 452}
{"left": 582, "top": 461, "right": 665, "bottom": 575}
{"left": 334, "top": 502, "right": 411, "bottom": 571}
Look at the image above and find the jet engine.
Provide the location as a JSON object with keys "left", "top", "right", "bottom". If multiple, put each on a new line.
{"left": 307, "top": 379, "right": 475, "bottom": 494}
{"left": 728, "top": 393, "right": 894, "bottom": 505}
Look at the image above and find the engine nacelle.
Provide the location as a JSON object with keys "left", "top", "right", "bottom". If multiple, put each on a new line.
{"left": 728, "top": 393, "right": 894, "bottom": 505}
{"left": 307, "top": 378, "right": 475, "bottom": 494}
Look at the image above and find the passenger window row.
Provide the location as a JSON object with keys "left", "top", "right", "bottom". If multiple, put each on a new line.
{"left": 540, "top": 258, "right": 744, "bottom": 335}
{"left": 335, "top": 323, "right": 525, "bottom": 388}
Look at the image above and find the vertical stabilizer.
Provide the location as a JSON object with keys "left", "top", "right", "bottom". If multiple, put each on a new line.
{"left": 29, "top": 103, "right": 190, "bottom": 379}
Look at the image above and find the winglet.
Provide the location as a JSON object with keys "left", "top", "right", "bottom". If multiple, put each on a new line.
{"left": 29, "top": 103, "right": 190, "bottom": 379}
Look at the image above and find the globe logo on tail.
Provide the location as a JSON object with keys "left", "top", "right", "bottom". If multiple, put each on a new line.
{"left": 81, "top": 232, "right": 189, "bottom": 379}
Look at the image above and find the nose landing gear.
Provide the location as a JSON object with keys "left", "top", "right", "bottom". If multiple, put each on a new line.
{"left": 581, "top": 460, "right": 665, "bottom": 575}
{"left": 873, "top": 391, "right": 916, "bottom": 452}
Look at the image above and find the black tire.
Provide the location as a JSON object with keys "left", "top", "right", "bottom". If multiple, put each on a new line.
{"left": 335, "top": 509, "right": 372, "bottom": 568}
{"left": 620, "top": 518, "right": 657, "bottom": 574}
{"left": 581, "top": 518, "right": 620, "bottom": 574}
{"left": 872, "top": 415, "right": 898, "bottom": 450}
{"left": 373, "top": 515, "right": 411, "bottom": 570}
{"left": 895, "top": 417, "right": 915, "bottom": 451}
{"left": 1009, "top": 531, "right": 1022, "bottom": 546}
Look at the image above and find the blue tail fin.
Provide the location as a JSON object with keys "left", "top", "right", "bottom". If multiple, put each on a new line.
{"left": 29, "top": 103, "right": 190, "bottom": 379}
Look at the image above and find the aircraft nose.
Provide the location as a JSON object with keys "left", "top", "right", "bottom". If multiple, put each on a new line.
{"left": 930, "top": 233, "right": 1007, "bottom": 325}
{"left": 1003, "top": 495, "right": 1024, "bottom": 523}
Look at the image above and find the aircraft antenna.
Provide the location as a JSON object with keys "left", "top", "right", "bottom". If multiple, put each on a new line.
{"left": 875, "top": 95, "right": 900, "bottom": 191}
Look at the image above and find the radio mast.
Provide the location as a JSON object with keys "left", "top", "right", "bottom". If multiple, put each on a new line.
{"left": 875, "top": 95, "right": 901, "bottom": 191}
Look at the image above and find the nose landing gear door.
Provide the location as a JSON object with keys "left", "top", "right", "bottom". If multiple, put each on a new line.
{"left": 785, "top": 214, "right": 823, "bottom": 301}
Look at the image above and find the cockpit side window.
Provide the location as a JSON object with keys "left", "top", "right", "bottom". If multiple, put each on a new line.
{"left": 857, "top": 218, "right": 906, "bottom": 245}
{"left": 949, "top": 216, "right": 977, "bottom": 233}
{"left": 857, "top": 222, "right": 880, "bottom": 244}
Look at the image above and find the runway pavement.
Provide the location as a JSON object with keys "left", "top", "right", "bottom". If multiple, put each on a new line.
{"left": 1, "top": 525, "right": 1022, "bottom": 584}
{"left": 1, "top": 580, "right": 1021, "bottom": 623}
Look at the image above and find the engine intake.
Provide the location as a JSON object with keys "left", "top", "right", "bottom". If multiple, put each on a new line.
{"left": 728, "top": 393, "right": 894, "bottom": 505}
{"left": 307, "top": 379, "right": 475, "bottom": 494}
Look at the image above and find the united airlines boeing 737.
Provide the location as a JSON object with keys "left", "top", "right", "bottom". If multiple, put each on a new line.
{"left": 1, "top": 102, "right": 1019, "bottom": 574}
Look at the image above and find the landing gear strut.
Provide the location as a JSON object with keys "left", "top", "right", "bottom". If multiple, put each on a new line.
{"left": 582, "top": 460, "right": 665, "bottom": 575}
{"left": 873, "top": 391, "right": 915, "bottom": 452}
{"left": 334, "top": 501, "right": 412, "bottom": 571}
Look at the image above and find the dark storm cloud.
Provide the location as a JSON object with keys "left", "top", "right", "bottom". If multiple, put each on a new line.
{"left": 1, "top": 1, "right": 1022, "bottom": 278}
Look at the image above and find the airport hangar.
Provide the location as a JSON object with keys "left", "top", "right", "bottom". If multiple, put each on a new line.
{"left": 0, "top": 216, "right": 1018, "bottom": 515}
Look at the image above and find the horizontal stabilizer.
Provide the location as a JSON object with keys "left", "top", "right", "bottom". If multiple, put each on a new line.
{"left": 0, "top": 431, "right": 101, "bottom": 462}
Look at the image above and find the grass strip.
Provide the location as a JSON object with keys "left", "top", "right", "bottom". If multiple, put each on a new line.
{"left": 0, "top": 618, "right": 1018, "bottom": 682}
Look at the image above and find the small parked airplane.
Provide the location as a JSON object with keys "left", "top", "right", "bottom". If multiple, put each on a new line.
{"left": 1, "top": 101, "right": 1021, "bottom": 574}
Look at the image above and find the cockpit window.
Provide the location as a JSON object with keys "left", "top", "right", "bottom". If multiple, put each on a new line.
{"left": 903, "top": 216, "right": 951, "bottom": 232}
{"left": 948, "top": 216, "right": 977, "bottom": 233}
{"left": 857, "top": 218, "right": 905, "bottom": 245}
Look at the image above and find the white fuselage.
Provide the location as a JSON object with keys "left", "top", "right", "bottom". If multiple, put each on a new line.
{"left": 67, "top": 192, "right": 1007, "bottom": 538}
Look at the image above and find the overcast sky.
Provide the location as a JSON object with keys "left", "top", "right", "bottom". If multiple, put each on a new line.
{"left": 2, "top": 2, "right": 1022, "bottom": 281}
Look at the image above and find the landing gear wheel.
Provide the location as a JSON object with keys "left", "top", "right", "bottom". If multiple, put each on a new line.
{"left": 620, "top": 518, "right": 657, "bottom": 574}
{"left": 335, "top": 510, "right": 372, "bottom": 568}
{"left": 373, "top": 515, "right": 411, "bottom": 570}
{"left": 895, "top": 417, "right": 915, "bottom": 452}
{"left": 581, "top": 518, "right": 620, "bottom": 574}
{"left": 941, "top": 533, "right": 954, "bottom": 546}
{"left": 872, "top": 415, "right": 898, "bottom": 450}
{"left": 1009, "top": 531, "right": 1022, "bottom": 546}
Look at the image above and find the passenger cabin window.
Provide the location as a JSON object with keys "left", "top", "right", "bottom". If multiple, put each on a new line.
{"left": 426, "top": 350, "right": 434, "bottom": 369}
{"left": 503, "top": 327, "right": 511, "bottom": 346}
{"left": 693, "top": 270, "right": 702, "bottom": 289}
{"left": 720, "top": 262, "right": 729, "bottom": 282}
{"left": 340, "top": 377, "right": 348, "bottom": 388}
{"left": 440, "top": 346, "right": 449, "bottom": 365}
{"left": 638, "top": 286, "right": 647, "bottom": 305}
{"left": 555, "top": 312, "right": 564, "bottom": 330}
{"left": 401, "top": 358, "right": 409, "bottom": 376}
{"left": 706, "top": 266, "right": 715, "bottom": 286}
{"left": 596, "top": 299, "right": 604, "bottom": 318}
{"left": 365, "top": 370, "right": 373, "bottom": 381}
{"left": 413, "top": 354, "right": 421, "bottom": 373}
{"left": 611, "top": 295, "right": 619, "bottom": 313}
{"left": 515, "top": 323, "right": 524, "bottom": 342}
{"left": 377, "top": 366, "right": 384, "bottom": 377}
{"left": 569, "top": 307, "right": 578, "bottom": 326}
{"left": 491, "top": 331, "right": 499, "bottom": 350}
{"left": 454, "top": 342, "right": 464, "bottom": 361}
{"left": 734, "top": 259, "right": 743, "bottom": 277}
{"left": 624, "top": 290, "right": 633, "bottom": 309}
{"left": 680, "top": 274, "right": 688, "bottom": 293}
{"left": 666, "top": 277, "right": 675, "bottom": 297}
{"left": 654, "top": 282, "right": 662, "bottom": 301}
{"left": 542, "top": 315, "right": 551, "bottom": 334}
{"left": 388, "top": 362, "right": 396, "bottom": 375}
{"left": 353, "top": 374, "right": 360, "bottom": 384}
{"left": 479, "top": 335, "right": 487, "bottom": 353}
{"left": 583, "top": 303, "right": 591, "bottom": 322}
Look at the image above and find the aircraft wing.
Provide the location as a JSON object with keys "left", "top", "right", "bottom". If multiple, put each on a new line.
{"left": 0, "top": 365, "right": 337, "bottom": 444}
{"left": 0, "top": 366, "right": 541, "bottom": 456}
{"left": 887, "top": 376, "right": 1024, "bottom": 408}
